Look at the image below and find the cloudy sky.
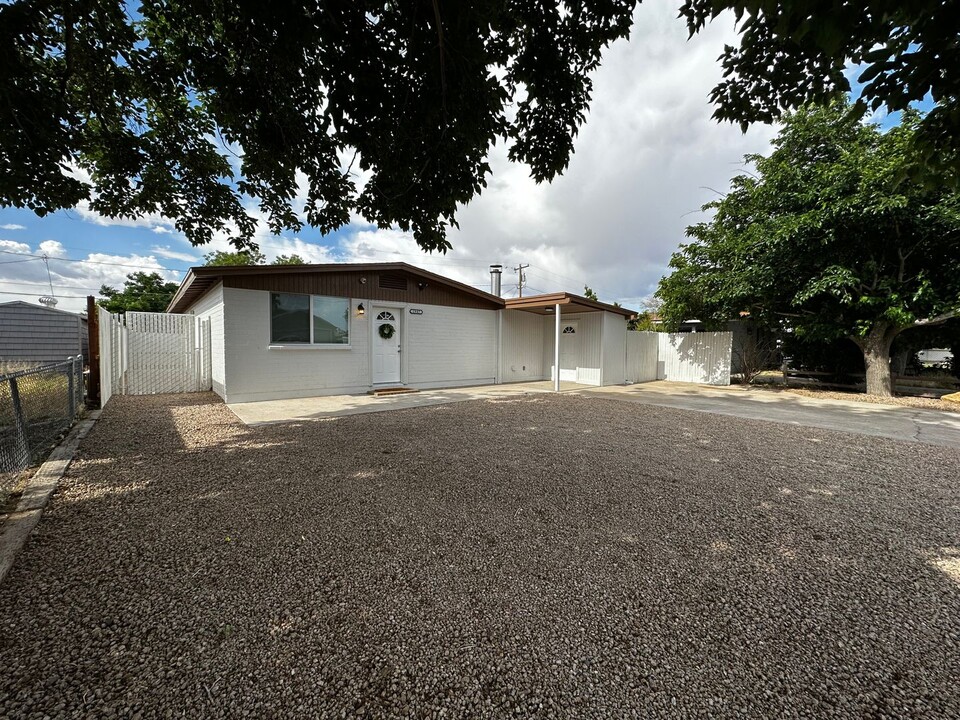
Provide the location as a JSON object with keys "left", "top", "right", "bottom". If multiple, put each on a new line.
{"left": 0, "top": 4, "right": 779, "bottom": 314}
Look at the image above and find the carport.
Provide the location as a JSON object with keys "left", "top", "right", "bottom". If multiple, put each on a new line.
{"left": 502, "top": 292, "right": 634, "bottom": 391}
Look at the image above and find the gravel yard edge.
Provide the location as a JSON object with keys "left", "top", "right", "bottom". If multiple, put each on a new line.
{"left": 0, "top": 410, "right": 100, "bottom": 585}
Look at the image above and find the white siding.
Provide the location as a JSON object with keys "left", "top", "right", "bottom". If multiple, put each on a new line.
{"left": 543, "top": 311, "right": 602, "bottom": 386}
{"left": 600, "top": 312, "right": 626, "bottom": 386}
{"left": 219, "top": 289, "right": 497, "bottom": 402}
{"left": 184, "top": 283, "right": 226, "bottom": 399}
{"left": 221, "top": 287, "right": 371, "bottom": 403}
{"left": 501, "top": 310, "right": 545, "bottom": 382}
{"left": 404, "top": 305, "right": 497, "bottom": 388}
{"left": 657, "top": 331, "right": 732, "bottom": 385}
{"left": 0, "top": 302, "right": 84, "bottom": 366}
{"left": 625, "top": 331, "right": 659, "bottom": 382}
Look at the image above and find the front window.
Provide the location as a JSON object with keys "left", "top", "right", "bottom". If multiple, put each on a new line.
{"left": 271, "top": 293, "right": 350, "bottom": 345}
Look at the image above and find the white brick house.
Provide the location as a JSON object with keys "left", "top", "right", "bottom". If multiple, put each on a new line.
{"left": 167, "top": 263, "right": 634, "bottom": 403}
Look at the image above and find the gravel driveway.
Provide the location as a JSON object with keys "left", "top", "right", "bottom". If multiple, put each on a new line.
{"left": 2, "top": 393, "right": 959, "bottom": 719}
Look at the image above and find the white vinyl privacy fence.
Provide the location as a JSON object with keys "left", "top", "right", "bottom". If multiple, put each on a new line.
{"left": 99, "top": 309, "right": 211, "bottom": 404}
{"left": 626, "top": 331, "right": 732, "bottom": 386}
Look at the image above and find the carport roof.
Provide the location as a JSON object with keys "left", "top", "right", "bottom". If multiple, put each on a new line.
{"left": 505, "top": 292, "right": 635, "bottom": 317}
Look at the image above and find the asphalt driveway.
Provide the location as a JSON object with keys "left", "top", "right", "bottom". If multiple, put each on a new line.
{"left": 1, "top": 393, "right": 958, "bottom": 718}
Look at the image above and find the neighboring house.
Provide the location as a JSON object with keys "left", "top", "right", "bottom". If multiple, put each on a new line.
{"left": 166, "top": 262, "right": 635, "bottom": 403}
{"left": 917, "top": 348, "right": 953, "bottom": 367}
{"left": 0, "top": 301, "right": 88, "bottom": 367}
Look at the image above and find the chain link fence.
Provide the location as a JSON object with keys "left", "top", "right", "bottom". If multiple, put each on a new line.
{"left": 1, "top": 357, "right": 85, "bottom": 502}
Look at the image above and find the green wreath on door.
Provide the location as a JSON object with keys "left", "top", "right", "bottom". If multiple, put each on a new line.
{"left": 378, "top": 323, "right": 396, "bottom": 340}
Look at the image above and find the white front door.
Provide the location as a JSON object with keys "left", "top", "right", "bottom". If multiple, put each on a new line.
{"left": 372, "top": 309, "right": 401, "bottom": 384}
{"left": 559, "top": 321, "right": 579, "bottom": 382}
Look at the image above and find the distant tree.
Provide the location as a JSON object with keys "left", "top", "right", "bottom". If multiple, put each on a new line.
{"left": 629, "top": 312, "right": 658, "bottom": 332}
{"left": 98, "top": 272, "right": 179, "bottom": 313}
{"left": 272, "top": 254, "right": 306, "bottom": 265}
{"left": 203, "top": 249, "right": 266, "bottom": 266}
{"left": 657, "top": 102, "right": 960, "bottom": 397}
{"left": 583, "top": 285, "right": 599, "bottom": 301}
{"left": 628, "top": 297, "right": 662, "bottom": 331}
{"left": 681, "top": 0, "right": 960, "bottom": 184}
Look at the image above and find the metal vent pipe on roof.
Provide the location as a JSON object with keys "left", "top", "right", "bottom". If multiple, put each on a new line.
{"left": 489, "top": 264, "right": 502, "bottom": 297}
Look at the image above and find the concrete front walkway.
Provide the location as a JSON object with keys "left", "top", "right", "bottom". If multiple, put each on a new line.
{"left": 228, "top": 381, "right": 582, "bottom": 425}
{"left": 228, "top": 379, "right": 960, "bottom": 448}
{"left": 588, "top": 381, "right": 960, "bottom": 449}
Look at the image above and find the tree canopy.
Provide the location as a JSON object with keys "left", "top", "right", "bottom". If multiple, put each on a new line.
{"left": 272, "top": 254, "right": 306, "bottom": 266}
{"left": 98, "top": 271, "right": 179, "bottom": 313}
{"left": 1, "top": 0, "right": 635, "bottom": 253}
{"left": 202, "top": 249, "right": 266, "bottom": 267}
{"left": 657, "top": 102, "right": 960, "bottom": 396}
{"left": 202, "top": 249, "right": 306, "bottom": 266}
{"left": 5, "top": 2, "right": 959, "bottom": 253}
{"left": 680, "top": 1, "right": 960, "bottom": 182}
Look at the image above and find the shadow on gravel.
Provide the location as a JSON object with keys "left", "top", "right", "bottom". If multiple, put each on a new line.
{"left": 1, "top": 391, "right": 958, "bottom": 719}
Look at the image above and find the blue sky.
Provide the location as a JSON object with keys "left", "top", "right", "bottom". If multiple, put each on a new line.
{"left": 0, "top": 6, "right": 935, "bottom": 314}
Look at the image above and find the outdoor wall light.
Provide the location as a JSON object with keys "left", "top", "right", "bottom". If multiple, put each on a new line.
{"left": 418, "top": 281, "right": 428, "bottom": 290}
{"left": 357, "top": 303, "right": 365, "bottom": 316}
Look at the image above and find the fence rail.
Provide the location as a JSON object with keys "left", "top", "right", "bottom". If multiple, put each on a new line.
{"left": 1, "top": 357, "right": 84, "bottom": 498}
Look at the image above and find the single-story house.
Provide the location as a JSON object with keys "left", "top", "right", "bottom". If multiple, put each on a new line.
{"left": 166, "top": 262, "right": 635, "bottom": 403}
{"left": 0, "top": 301, "right": 88, "bottom": 368}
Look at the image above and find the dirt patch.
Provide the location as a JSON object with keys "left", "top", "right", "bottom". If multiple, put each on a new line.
{"left": 1, "top": 392, "right": 958, "bottom": 718}
{"left": 749, "top": 383, "right": 958, "bottom": 412}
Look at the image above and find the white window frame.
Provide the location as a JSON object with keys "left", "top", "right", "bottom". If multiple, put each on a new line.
{"left": 268, "top": 292, "right": 353, "bottom": 350}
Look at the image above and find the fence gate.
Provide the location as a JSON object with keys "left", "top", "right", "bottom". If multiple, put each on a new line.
{"left": 99, "top": 309, "right": 212, "bottom": 402}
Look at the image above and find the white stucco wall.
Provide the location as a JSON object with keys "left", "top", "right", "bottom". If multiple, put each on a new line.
{"left": 501, "top": 310, "right": 545, "bottom": 382}
{"left": 184, "top": 283, "right": 226, "bottom": 399}
{"left": 543, "top": 311, "right": 603, "bottom": 386}
{"left": 601, "top": 311, "right": 627, "bottom": 386}
{"left": 403, "top": 304, "right": 497, "bottom": 388}
{"left": 218, "top": 288, "right": 498, "bottom": 402}
{"left": 221, "top": 287, "right": 370, "bottom": 402}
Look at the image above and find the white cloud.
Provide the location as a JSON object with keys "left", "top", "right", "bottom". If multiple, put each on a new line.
{"left": 151, "top": 245, "right": 201, "bottom": 263}
{"left": 0, "top": 240, "right": 181, "bottom": 313}
{"left": 0, "top": 240, "right": 32, "bottom": 255}
{"left": 1, "top": 223, "right": 26, "bottom": 231}
{"left": 38, "top": 240, "right": 67, "bottom": 257}
{"left": 45, "top": 4, "right": 775, "bottom": 311}
{"left": 285, "top": 4, "right": 778, "bottom": 309}
{"left": 73, "top": 195, "right": 175, "bottom": 235}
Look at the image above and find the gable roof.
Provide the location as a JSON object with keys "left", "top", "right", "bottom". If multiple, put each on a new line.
{"left": 167, "top": 262, "right": 504, "bottom": 314}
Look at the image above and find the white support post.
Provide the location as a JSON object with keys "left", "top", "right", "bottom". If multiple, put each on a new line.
{"left": 554, "top": 303, "right": 561, "bottom": 392}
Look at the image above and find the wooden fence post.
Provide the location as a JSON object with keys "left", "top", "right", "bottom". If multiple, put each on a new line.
{"left": 87, "top": 296, "right": 101, "bottom": 408}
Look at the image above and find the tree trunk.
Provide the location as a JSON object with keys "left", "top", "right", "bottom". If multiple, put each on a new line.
{"left": 855, "top": 325, "right": 900, "bottom": 397}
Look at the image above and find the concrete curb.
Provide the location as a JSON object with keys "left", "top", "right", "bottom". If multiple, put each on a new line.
{"left": 0, "top": 410, "right": 100, "bottom": 585}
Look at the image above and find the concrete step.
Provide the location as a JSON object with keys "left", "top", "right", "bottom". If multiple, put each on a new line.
{"left": 368, "top": 387, "right": 420, "bottom": 397}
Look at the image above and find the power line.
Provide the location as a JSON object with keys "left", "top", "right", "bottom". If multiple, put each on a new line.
{"left": 0, "top": 248, "right": 188, "bottom": 273}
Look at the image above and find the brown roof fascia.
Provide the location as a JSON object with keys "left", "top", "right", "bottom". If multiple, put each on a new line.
{"left": 167, "top": 262, "right": 504, "bottom": 314}
{"left": 505, "top": 292, "right": 635, "bottom": 317}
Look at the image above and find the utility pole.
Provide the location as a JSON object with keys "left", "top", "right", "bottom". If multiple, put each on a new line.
{"left": 513, "top": 264, "right": 529, "bottom": 297}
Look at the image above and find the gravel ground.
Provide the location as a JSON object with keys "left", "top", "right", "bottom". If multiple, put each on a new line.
{"left": 1, "top": 392, "right": 959, "bottom": 719}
